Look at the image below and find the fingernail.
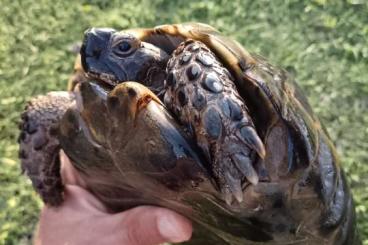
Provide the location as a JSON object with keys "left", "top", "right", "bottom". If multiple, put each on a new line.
{"left": 157, "top": 213, "right": 192, "bottom": 242}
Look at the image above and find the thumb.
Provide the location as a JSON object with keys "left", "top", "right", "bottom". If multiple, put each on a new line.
{"left": 116, "top": 206, "right": 192, "bottom": 245}
{"left": 60, "top": 150, "right": 86, "bottom": 187}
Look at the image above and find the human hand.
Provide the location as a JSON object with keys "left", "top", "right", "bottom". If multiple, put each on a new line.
{"left": 34, "top": 151, "right": 192, "bottom": 245}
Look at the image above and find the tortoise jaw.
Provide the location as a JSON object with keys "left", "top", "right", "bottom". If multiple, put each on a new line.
{"left": 85, "top": 70, "right": 119, "bottom": 87}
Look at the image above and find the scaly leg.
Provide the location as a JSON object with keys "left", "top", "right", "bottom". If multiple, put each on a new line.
{"left": 164, "top": 40, "right": 265, "bottom": 204}
{"left": 18, "top": 92, "right": 74, "bottom": 206}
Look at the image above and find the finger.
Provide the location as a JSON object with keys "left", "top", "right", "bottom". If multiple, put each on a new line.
{"left": 60, "top": 150, "right": 86, "bottom": 187}
{"left": 116, "top": 206, "right": 192, "bottom": 245}
{"left": 63, "top": 184, "right": 108, "bottom": 213}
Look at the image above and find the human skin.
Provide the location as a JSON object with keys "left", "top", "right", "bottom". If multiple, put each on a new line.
{"left": 34, "top": 152, "right": 193, "bottom": 245}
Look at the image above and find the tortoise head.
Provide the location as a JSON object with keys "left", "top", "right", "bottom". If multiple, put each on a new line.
{"left": 81, "top": 28, "right": 169, "bottom": 92}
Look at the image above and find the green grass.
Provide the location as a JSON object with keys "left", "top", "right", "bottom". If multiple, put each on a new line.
{"left": 0, "top": 0, "right": 367, "bottom": 244}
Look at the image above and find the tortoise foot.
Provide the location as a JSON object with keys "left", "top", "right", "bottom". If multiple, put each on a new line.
{"left": 18, "top": 92, "right": 74, "bottom": 206}
{"left": 165, "top": 40, "right": 265, "bottom": 204}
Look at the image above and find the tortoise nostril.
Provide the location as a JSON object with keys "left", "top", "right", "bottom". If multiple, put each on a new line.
{"left": 92, "top": 48, "right": 102, "bottom": 59}
{"left": 82, "top": 27, "right": 115, "bottom": 59}
{"left": 127, "top": 88, "right": 137, "bottom": 97}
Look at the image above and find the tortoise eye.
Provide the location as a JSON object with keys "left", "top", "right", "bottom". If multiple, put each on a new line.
{"left": 111, "top": 32, "right": 141, "bottom": 57}
{"left": 118, "top": 41, "right": 131, "bottom": 52}
{"left": 112, "top": 34, "right": 140, "bottom": 57}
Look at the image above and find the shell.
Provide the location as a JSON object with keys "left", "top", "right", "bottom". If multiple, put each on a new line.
{"left": 19, "top": 22, "right": 359, "bottom": 244}
{"left": 117, "top": 23, "right": 358, "bottom": 244}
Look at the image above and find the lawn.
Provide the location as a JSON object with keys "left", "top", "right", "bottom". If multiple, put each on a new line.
{"left": 0, "top": 0, "right": 367, "bottom": 244}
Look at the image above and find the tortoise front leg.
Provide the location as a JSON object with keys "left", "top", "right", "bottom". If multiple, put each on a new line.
{"left": 18, "top": 92, "right": 74, "bottom": 206}
{"left": 164, "top": 40, "right": 266, "bottom": 205}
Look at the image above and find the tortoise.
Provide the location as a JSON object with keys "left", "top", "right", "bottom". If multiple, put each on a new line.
{"left": 18, "top": 23, "right": 360, "bottom": 244}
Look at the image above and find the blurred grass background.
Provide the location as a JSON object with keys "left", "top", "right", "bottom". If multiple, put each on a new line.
{"left": 0, "top": 0, "right": 367, "bottom": 244}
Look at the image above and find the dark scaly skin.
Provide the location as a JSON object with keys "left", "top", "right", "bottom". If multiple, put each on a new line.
{"left": 18, "top": 92, "right": 74, "bottom": 205}
{"left": 164, "top": 40, "right": 265, "bottom": 204}
{"left": 18, "top": 54, "right": 88, "bottom": 206}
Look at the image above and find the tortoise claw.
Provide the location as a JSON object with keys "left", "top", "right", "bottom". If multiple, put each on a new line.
{"left": 165, "top": 40, "right": 265, "bottom": 205}
{"left": 232, "top": 153, "right": 259, "bottom": 185}
{"left": 223, "top": 188, "right": 234, "bottom": 206}
{"left": 238, "top": 126, "right": 266, "bottom": 159}
{"left": 224, "top": 170, "right": 244, "bottom": 203}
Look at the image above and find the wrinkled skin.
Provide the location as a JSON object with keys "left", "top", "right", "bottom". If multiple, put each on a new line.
{"left": 19, "top": 23, "right": 361, "bottom": 244}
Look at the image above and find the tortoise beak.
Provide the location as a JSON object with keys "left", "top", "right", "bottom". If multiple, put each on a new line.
{"left": 81, "top": 28, "right": 123, "bottom": 84}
